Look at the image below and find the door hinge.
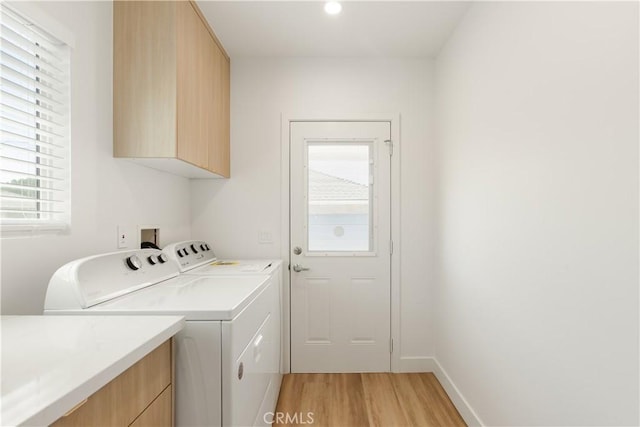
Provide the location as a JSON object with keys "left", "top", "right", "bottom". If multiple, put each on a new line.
{"left": 389, "top": 239, "right": 393, "bottom": 255}
{"left": 389, "top": 338, "right": 394, "bottom": 354}
{"left": 384, "top": 139, "right": 393, "bottom": 156}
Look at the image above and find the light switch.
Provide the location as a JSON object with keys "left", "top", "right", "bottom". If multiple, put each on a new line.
{"left": 118, "top": 225, "right": 128, "bottom": 249}
{"left": 258, "top": 231, "right": 273, "bottom": 244}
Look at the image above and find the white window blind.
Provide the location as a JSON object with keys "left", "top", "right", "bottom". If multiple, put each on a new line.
{"left": 0, "top": 4, "right": 70, "bottom": 232}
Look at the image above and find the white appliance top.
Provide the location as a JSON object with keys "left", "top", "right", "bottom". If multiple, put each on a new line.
{"left": 163, "top": 240, "right": 281, "bottom": 275}
{"left": 44, "top": 248, "right": 270, "bottom": 320}
{"left": 50, "top": 274, "right": 270, "bottom": 321}
{"left": 1, "top": 315, "right": 184, "bottom": 427}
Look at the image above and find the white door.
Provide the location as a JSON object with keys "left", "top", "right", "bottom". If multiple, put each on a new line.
{"left": 290, "top": 121, "right": 391, "bottom": 373}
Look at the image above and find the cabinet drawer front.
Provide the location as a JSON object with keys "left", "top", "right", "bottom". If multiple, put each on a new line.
{"left": 52, "top": 340, "right": 172, "bottom": 427}
{"left": 130, "top": 385, "right": 172, "bottom": 427}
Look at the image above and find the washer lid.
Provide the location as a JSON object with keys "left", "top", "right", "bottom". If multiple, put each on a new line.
{"left": 87, "top": 275, "right": 270, "bottom": 321}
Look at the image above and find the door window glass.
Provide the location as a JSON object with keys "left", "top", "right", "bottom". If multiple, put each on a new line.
{"left": 307, "top": 143, "right": 373, "bottom": 252}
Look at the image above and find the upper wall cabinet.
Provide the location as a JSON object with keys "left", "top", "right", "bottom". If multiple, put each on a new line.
{"left": 113, "top": 1, "right": 230, "bottom": 178}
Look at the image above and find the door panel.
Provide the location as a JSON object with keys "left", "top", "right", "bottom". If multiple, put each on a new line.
{"left": 304, "top": 277, "right": 332, "bottom": 343}
{"left": 290, "top": 121, "right": 391, "bottom": 373}
{"left": 349, "top": 277, "right": 378, "bottom": 343}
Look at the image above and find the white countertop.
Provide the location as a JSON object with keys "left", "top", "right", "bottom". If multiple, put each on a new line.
{"left": 1, "top": 315, "right": 185, "bottom": 427}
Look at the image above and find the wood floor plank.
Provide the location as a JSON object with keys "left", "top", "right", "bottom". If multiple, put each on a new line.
{"left": 275, "top": 373, "right": 466, "bottom": 427}
{"left": 327, "top": 373, "right": 369, "bottom": 426}
{"left": 419, "top": 373, "right": 466, "bottom": 426}
{"left": 274, "top": 374, "right": 303, "bottom": 416}
{"left": 361, "top": 373, "right": 410, "bottom": 426}
{"left": 299, "top": 381, "right": 331, "bottom": 426}
{"left": 391, "top": 373, "right": 442, "bottom": 426}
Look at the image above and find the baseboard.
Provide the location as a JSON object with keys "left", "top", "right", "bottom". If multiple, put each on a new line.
{"left": 397, "top": 356, "right": 483, "bottom": 426}
{"left": 431, "top": 358, "right": 484, "bottom": 427}
{"left": 398, "top": 356, "right": 437, "bottom": 372}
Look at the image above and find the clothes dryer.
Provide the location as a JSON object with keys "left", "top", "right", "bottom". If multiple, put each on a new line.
{"left": 163, "top": 240, "right": 284, "bottom": 415}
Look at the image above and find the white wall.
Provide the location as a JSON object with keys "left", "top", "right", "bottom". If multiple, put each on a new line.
{"left": 434, "top": 2, "right": 639, "bottom": 425}
{"left": 1, "top": 1, "right": 192, "bottom": 315}
{"left": 191, "top": 58, "right": 437, "bottom": 362}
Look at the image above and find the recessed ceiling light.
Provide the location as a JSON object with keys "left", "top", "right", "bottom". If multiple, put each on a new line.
{"left": 324, "top": 1, "right": 342, "bottom": 15}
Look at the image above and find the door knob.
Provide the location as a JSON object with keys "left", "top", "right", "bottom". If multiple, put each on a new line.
{"left": 292, "top": 264, "right": 310, "bottom": 272}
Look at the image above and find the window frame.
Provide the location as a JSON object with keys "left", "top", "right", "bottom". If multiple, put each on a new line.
{"left": 0, "top": 3, "right": 74, "bottom": 236}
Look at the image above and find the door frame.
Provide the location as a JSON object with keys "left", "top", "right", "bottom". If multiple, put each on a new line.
{"left": 280, "top": 113, "right": 401, "bottom": 373}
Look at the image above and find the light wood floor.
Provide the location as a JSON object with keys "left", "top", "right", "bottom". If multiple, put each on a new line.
{"left": 274, "top": 373, "right": 467, "bottom": 427}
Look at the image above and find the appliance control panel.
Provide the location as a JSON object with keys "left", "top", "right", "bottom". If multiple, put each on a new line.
{"left": 163, "top": 240, "right": 217, "bottom": 272}
{"left": 45, "top": 249, "right": 180, "bottom": 310}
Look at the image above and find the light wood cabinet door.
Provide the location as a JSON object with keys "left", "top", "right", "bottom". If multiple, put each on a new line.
{"left": 209, "top": 45, "right": 230, "bottom": 177}
{"left": 52, "top": 340, "right": 172, "bottom": 427}
{"left": 113, "top": 0, "right": 230, "bottom": 178}
{"left": 176, "top": 1, "right": 208, "bottom": 169}
{"left": 113, "top": 1, "right": 177, "bottom": 159}
{"left": 130, "top": 385, "right": 172, "bottom": 427}
{"left": 201, "top": 24, "right": 216, "bottom": 175}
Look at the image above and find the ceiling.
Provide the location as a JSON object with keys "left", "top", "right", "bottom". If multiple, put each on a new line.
{"left": 196, "top": 1, "right": 471, "bottom": 58}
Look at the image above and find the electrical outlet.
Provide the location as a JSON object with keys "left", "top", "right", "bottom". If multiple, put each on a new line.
{"left": 117, "top": 225, "right": 128, "bottom": 249}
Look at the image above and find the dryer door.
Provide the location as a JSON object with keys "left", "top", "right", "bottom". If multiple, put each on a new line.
{"left": 222, "top": 279, "right": 280, "bottom": 426}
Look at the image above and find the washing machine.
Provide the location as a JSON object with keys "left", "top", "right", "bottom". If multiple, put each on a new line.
{"left": 44, "top": 248, "right": 280, "bottom": 427}
{"left": 163, "top": 240, "right": 283, "bottom": 417}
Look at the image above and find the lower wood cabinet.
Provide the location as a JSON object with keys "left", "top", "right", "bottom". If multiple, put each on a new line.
{"left": 130, "top": 386, "right": 172, "bottom": 427}
{"left": 52, "top": 339, "right": 173, "bottom": 427}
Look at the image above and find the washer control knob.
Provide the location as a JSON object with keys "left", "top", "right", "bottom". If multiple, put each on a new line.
{"left": 158, "top": 253, "right": 168, "bottom": 264}
{"left": 126, "top": 255, "right": 142, "bottom": 271}
{"left": 190, "top": 244, "right": 199, "bottom": 254}
{"left": 177, "top": 250, "right": 184, "bottom": 258}
{"left": 147, "top": 255, "right": 158, "bottom": 265}
{"left": 200, "top": 244, "right": 206, "bottom": 251}
{"left": 204, "top": 244, "right": 210, "bottom": 251}
{"left": 182, "top": 248, "right": 189, "bottom": 255}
